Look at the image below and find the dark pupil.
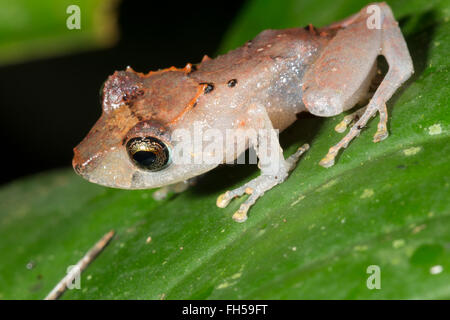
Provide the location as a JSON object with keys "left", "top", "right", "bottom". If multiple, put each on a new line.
{"left": 133, "top": 151, "right": 156, "bottom": 167}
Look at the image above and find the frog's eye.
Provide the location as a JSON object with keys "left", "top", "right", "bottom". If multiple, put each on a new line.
{"left": 126, "top": 137, "right": 170, "bottom": 171}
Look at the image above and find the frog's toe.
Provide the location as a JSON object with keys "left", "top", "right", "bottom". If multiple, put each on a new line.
{"left": 335, "top": 115, "right": 353, "bottom": 133}
{"left": 373, "top": 104, "right": 389, "bottom": 143}
{"left": 152, "top": 181, "right": 191, "bottom": 201}
{"left": 216, "top": 191, "right": 232, "bottom": 208}
{"left": 334, "top": 106, "right": 367, "bottom": 133}
{"left": 232, "top": 206, "right": 249, "bottom": 223}
{"left": 153, "top": 187, "right": 170, "bottom": 200}
{"left": 286, "top": 144, "right": 309, "bottom": 169}
{"left": 319, "top": 146, "right": 338, "bottom": 168}
{"left": 231, "top": 192, "right": 260, "bottom": 222}
{"left": 373, "top": 127, "right": 388, "bottom": 143}
{"left": 216, "top": 187, "right": 247, "bottom": 208}
{"left": 335, "top": 120, "right": 349, "bottom": 133}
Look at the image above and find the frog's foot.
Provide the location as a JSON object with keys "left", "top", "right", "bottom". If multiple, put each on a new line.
{"left": 372, "top": 102, "right": 389, "bottom": 143}
{"left": 152, "top": 180, "right": 193, "bottom": 200}
{"left": 217, "top": 144, "right": 309, "bottom": 222}
{"left": 319, "top": 102, "right": 389, "bottom": 168}
{"left": 335, "top": 106, "right": 367, "bottom": 133}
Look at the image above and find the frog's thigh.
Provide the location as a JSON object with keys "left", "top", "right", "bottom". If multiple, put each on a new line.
{"left": 302, "top": 9, "right": 382, "bottom": 117}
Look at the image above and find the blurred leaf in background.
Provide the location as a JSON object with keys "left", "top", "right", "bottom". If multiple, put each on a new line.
{"left": 0, "top": 0, "right": 119, "bottom": 66}
{"left": 0, "top": 0, "right": 448, "bottom": 299}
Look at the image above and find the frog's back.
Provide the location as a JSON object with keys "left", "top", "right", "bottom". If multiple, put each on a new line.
{"left": 191, "top": 27, "right": 330, "bottom": 130}
{"left": 194, "top": 28, "right": 324, "bottom": 80}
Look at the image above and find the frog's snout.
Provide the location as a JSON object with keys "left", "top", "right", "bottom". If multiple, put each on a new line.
{"left": 72, "top": 151, "right": 87, "bottom": 177}
{"left": 72, "top": 145, "right": 97, "bottom": 178}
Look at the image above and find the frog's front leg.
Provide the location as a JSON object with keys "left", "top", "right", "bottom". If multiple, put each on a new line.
{"left": 302, "top": 3, "right": 413, "bottom": 168}
{"left": 217, "top": 109, "right": 309, "bottom": 222}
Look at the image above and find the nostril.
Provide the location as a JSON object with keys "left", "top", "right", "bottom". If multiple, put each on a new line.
{"left": 73, "top": 164, "right": 83, "bottom": 175}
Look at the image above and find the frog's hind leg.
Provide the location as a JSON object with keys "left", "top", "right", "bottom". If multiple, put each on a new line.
{"left": 302, "top": 3, "right": 413, "bottom": 168}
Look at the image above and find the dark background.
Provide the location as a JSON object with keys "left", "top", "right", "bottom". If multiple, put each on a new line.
{"left": 0, "top": 1, "right": 244, "bottom": 185}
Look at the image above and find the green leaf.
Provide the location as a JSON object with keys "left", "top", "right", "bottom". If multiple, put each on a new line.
{"left": 0, "top": 0, "right": 118, "bottom": 66}
{"left": 0, "top": 0, "right": 449, "bottom": 299}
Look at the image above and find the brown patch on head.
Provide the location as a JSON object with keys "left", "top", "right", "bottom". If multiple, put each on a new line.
{"left": 133, "top": 72, "right": 206, "bottom": 126}
{"left": 122, "top": 88, "right": 145, "bottom": 105}
{"left": 101, "top": 70, "right": 145, "bottom": 113}
{"left": 73, "top": 108, "right": 138, "bottom": 175}
{"left": 74, "top": 66, "right": 208, "bottom": 176}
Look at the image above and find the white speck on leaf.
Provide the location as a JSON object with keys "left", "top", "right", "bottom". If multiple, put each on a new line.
{"left": 360, "top": 189, "right": 374, "bottom": 199}
{"left": 411, "top": 224, "right": 425, "bottom": 236}
{"left": 290, "top": 195, "right": 305, "bottom": 207}
{"left": 354, "top": 245, "right": 368, "bottom": 251}
{"left": 217, "top": 281, "right": 236, "bottom": 289}
{"left": 317, "top": 178, "right": 338, "bottom": 192}
{"left": 392, "top": 239, "right": 405, "bottom": 248}
{"left": 257, "top": 229, "right": 266, "bottom": 236}
{"left": 430, "top": 265, "right": 443, "bottom": 275}
{"left": 428, "top": 124, "right": 442, "bottom": 135}
{"left": 403, "top": 146, "right": 422, "bottom": 156}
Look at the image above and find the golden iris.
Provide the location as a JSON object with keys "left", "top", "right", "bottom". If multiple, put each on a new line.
{"left": 126, "top": 137, "right": 169, "bottom": 171}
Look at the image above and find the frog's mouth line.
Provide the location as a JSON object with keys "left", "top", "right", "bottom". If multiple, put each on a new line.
{"left": 72, "top": 148, "right": 105, "bottom": 176}
{"left": 73, "top": 150, "right": 220, "bottom": 190}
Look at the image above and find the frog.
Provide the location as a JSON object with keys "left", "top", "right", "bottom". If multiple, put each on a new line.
{"left": 73, "top": 2, "right": 413, "bottom": 222}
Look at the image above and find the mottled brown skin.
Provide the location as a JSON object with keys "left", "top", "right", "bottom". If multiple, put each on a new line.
{"left": 74, "top": 3, "right": 413, "bottom": 222}
{"left": 73, "top": 27, "right": 330, "bottom": 174}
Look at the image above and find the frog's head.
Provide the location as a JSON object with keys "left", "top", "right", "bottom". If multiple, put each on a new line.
{"left": 72, "top": 67, "right": 218, "bottom": 189}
